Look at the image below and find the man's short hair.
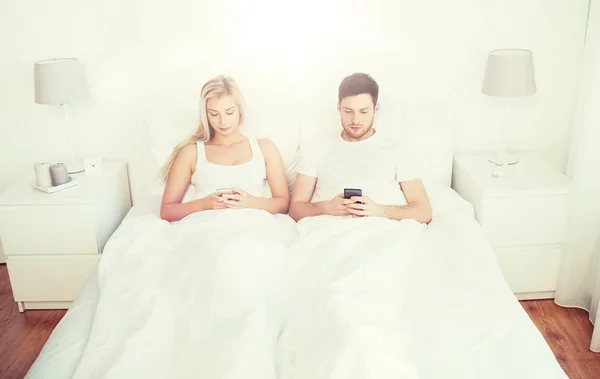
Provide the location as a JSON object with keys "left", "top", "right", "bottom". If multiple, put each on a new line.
{"left": 338, "top": 73, "right": 379, "bottom": 105}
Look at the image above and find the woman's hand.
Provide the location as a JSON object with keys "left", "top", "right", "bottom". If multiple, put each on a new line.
{"left": 200, "top": 192, "right": 229, "bottom": 210}
{"left": 220, "top": 188, "right": 258, "bottom": 209}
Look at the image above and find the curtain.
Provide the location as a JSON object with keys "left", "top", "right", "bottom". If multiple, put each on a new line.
{"left": 554, "top": 0, "right": 600, "bottom": 352}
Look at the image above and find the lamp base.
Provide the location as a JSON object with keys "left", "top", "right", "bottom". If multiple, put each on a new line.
{"left": 488, "top": 153, "right": 520, "bottom": 166}
{"left": 487, "top": 152, "right": 520, "bottom": 178}
{"left": 66, "top": 161, "right": 85, "bottom": 175}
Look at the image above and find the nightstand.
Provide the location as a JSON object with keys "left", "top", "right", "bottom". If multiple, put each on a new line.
{"left": 452, "top": 152, "right": 571, "bottom": 300}
{"left": 0, "top": 161, "right": 132, "bottom": 312}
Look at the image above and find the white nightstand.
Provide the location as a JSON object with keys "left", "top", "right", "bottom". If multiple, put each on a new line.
{"left": 0, "top": 161, "right": 132, "bottom": 312}
{"left": 452, "top": 152, "right": 571, "bottom": 300}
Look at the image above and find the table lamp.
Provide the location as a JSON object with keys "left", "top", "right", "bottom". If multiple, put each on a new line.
{"left": 34, "top": 58, "right": 90, "bottom": 174}
{"left": 482, "top": 49, "right": 537, "bottom": 176}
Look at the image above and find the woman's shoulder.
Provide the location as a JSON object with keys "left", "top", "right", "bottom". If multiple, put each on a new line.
{"left": 173, "top": 142, "right": 198, "bottom": 167}
{"left": 180, "top": 142, "right": 198, "bottom": 156}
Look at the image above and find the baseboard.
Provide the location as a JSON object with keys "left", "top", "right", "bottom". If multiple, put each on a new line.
{"left": 515, "top": 291, "right": 555, "bottom": 301}
{"left": 0, "top": 238, "right": 5, "bottom": 264}
{"left": 17, "top": 301, "right": 72, "bottom": 312}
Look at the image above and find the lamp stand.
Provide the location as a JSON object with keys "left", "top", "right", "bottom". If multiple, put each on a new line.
{"left": 489, "top": 98, "right": 519, "bottom": 177}
{"left": 61, "top": 103, "right": 85, "bottom": 174}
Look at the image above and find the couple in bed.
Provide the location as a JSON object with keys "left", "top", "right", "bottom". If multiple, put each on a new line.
{"left": 159, "top": 73, "right": 431, "bottom": 377}
{"left": 160, "top": 73, "right": 431, "bottom": 224}
{"left": 72, "top": 74, "right": 432, "bottom": 379}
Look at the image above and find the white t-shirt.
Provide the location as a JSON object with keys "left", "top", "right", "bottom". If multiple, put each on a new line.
{"left": 298, "top": 131, "right": 420, "bottom": 206}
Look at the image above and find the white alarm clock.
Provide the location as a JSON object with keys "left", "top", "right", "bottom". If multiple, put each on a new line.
{"left": 84, "top": 157, "right": 104, "bottom": 177}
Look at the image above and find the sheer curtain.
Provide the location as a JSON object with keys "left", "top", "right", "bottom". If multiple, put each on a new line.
{"left": 554, "top": 0, "right": 600, "bottom": 352}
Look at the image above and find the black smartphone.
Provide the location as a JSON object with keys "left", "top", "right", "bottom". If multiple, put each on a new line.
{"left": 344, "top": 188, "right": 363, "bottom": 203}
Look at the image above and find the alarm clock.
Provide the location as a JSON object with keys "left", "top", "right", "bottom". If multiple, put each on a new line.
{"left": 84, "top": 157, "right": 104, "bottom": 177}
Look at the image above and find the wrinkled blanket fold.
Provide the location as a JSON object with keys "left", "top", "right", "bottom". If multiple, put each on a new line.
{"left": 72, "top": 209, "right": 297, "bottom": 379}
{"left": 278, "top": 215, "right": 427, "bottom": 379}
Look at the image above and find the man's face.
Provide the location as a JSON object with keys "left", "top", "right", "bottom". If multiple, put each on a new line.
{"left": 338, "top": 93, "right": 378, "bottom": 141}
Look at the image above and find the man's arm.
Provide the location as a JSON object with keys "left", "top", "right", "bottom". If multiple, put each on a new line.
{"left": 289, "top": 174, "right": 325, "bottom": 222}
{"left": 289, "top": 174, "right": 349, "bottom": 221}
{"left": 383, "top": 179, "right": 432, "bottom": 223}
{"left": 346, "top": 178, "right": 432, "bottom": 224}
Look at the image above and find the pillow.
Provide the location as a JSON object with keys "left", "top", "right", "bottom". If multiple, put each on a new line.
{"left": 242, "top": 118, "right": 301, "bottom": 192}
{"left": 143, "top": 110, "right": 301, "bottom": 198}
{"left": 295, "top": 103, "right": 454, "bottom": 197}
{"left": 377, "top": 105, "right": 455, "bottom": 191}
{"left": 143, "top": 109, "right": 198, "bottom": 197}
{"left": 145, "top": 145, "right": 196, "bottom": 202}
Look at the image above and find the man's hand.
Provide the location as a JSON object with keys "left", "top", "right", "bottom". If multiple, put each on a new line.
{"left": 324, "top": 194, "right": 351, "bottom": 216}
{"left": 345, "top": 195, "right": 385, "bottom": 218}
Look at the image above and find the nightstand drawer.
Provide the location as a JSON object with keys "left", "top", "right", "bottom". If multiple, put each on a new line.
{"left": 0, "top": 205, "right": 99, "bottom": 255}
{"left": 7, "top": 255, "right": 99, "bottom": 302}
{"left": 481, "top": 194, "right": 569, "bottom": 247}
{"left": 494, "top": 245, "right": 562, "bottom": 294}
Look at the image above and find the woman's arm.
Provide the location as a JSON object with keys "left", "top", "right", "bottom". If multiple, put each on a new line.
{"left": 160, "top": 144, "right": 225, "bottom": 222}
{"left": 254, "top": 139, "right": 290, "bottom": 214}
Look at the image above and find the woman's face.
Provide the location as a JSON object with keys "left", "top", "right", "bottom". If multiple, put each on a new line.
{"left": 206, "top": 95, "right": 240, "bottom": 136}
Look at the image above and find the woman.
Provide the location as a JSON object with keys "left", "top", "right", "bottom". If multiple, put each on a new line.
{"left": 70, "top": 76, "right": 295, "bottom": 379}
{"left": 160, "top": 75, "right": 289, "bottom": 222}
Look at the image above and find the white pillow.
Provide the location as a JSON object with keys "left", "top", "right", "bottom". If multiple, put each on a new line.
{"left": 143, "top": 111, "right": 301, "bottom": 197}
{"left": 378, "top": 105, "right": 454, "bottom": 190}
{"left": 242, "top": 118, "right": 301, "bottom": 192}
{"left": 143, "top": 109, "right": 198, "bottom": 197}
{"left": 145, "top": 145, "right": 197, "bottom": 202}
{"left": 296, "top": 102, "right": 454, "bottom": 194}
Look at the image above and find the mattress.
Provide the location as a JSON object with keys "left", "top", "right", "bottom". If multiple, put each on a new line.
{"left": 24, "top": 189, "right": 567, "bottom": 379}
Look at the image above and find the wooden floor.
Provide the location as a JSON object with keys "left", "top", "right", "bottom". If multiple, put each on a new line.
{"left": 0, "top": 264, "right": 67, "bottom": 379}
{"left": 1, "top": 265, "right": 600, "bottom": 378}
{"left": 521, "top": 300, "right": 600, "bottom": 378}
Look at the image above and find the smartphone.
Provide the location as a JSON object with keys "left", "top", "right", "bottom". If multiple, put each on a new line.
{"left": 216, "top": 187, "right": 234, "bottom": 196}
{"left": 344, "top": 188, "right": 363, "bottom": 203}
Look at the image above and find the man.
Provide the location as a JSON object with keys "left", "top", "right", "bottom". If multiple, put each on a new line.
{"left": 289, "top": 72, "right": 432, "bottom": 224}
{"left": 279, "top": 74, "right": 428, "bottom": 379}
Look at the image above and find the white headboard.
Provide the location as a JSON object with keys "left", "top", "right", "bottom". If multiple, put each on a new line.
{"left": 297, "top": 100, "right": 455, "bottom": 192}
{"left": 140, "top": 70, "right": 454, "bottom": 199}
{"left": 141, "top": 86, "right": 303, "bottom": 197}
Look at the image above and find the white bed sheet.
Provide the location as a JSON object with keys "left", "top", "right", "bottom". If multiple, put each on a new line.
{"left": 24, "top": 189, "right": 567, "bottom": 379}
{"left": 24, "top": 197, "right": 162, "bottom": 379}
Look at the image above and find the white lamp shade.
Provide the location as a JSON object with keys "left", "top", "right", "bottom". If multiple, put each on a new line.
{"left": 34, "top": 58, "right": 90, "bottom": 105}
{"left": 482, "top": 49, "right": 537, "bottom": 97}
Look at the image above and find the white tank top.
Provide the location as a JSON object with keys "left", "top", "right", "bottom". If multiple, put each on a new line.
{"left": 190, "top": 136, "right": 267, "bottom": 199}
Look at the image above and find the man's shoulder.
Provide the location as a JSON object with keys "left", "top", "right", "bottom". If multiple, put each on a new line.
{"left": 373, "top": 131, "right": 414, "bottom": 153}
{"left": 302, "top": 135, "right": 336, "bottom": 155}
{"left": 373, "top": 130, "right": 401, "bottom": 146}
{"left": 297, "top": 135, "right": 338, "bottom": 177}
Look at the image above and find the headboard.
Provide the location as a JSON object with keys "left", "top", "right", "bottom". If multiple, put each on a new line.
{"left": 139, "top": 70, "right": 454, "bottom": 200}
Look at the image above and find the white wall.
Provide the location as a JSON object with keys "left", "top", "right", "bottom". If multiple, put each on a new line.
{"left": 0, "top": 0, "right": 589, "bottom": 204}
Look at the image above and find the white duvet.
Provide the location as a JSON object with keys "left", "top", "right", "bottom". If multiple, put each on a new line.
{"left": 25, "top": 191, "right": 568, "bottom": 379}
{"left": 277, "top": 210, "right": 568, "bottom": 379}
{"left": 277, "top": 215, "right": 427, "bottom": 379}
{"left": 71, "top": 208, "right": 297, "bottom": 379}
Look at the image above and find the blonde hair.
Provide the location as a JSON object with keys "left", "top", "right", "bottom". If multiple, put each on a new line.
{"left": 160, "top": 75, "right": 246, "bottom": 181}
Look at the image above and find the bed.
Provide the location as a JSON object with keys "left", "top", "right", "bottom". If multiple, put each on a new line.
{"left": 23, "top": 77, "right": 568, "bottom": 378}
{"left": 23, "top": 188, "right": 567, "bottom": 379}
